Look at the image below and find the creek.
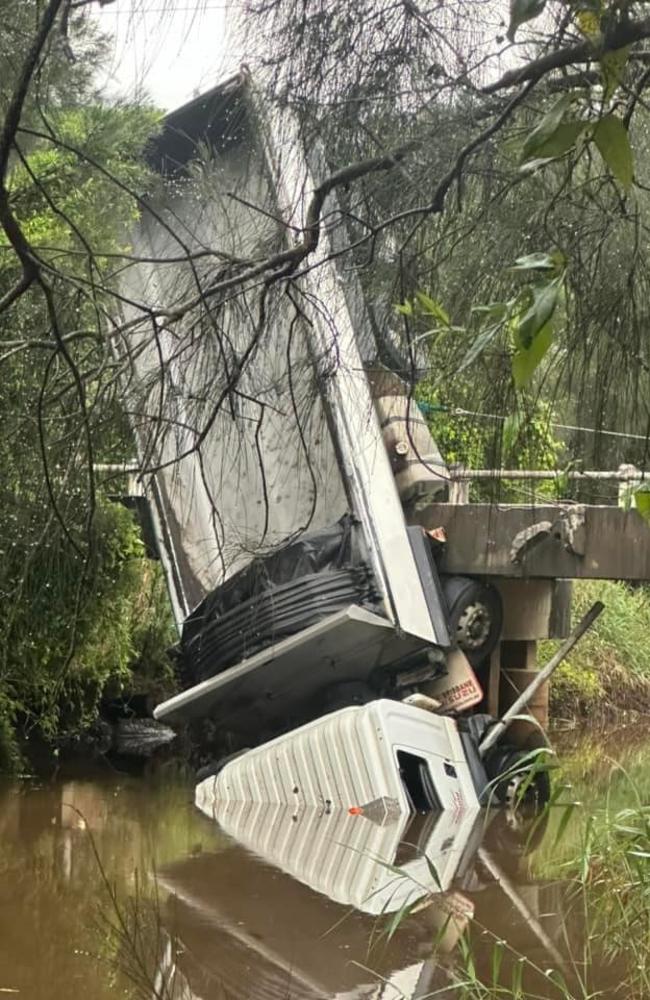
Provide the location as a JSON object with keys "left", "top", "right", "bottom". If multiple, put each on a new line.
{"left": 0, "top": 727, "right": 648, "bottom": 999}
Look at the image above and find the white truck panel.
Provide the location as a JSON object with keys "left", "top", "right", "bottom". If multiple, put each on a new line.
{"left": 264, "top": 122, "right": 443, "bottom": 644}
{"left": 154, "top": 605, "right": 430, "bottom": 725}
{"left": 200, "top": 800, "right": 481, "bottom": 914}
{"left": 119, "top": 140, "right": 349, "bottom": 616}
{"left": 195, "top": 698, "right": 480, "bottom": 815}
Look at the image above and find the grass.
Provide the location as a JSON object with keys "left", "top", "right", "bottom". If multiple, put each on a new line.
{"left": 446, "top": 780, "right": 650, "bottom": 999}
{"left": 546, "top": 580, "right": 650, "bottom": 721}
{"left": 447, "top": 579, "right": 650, "bottom": 997}
{"left": 376, "top": 779, "right": 650, "bottom": 998}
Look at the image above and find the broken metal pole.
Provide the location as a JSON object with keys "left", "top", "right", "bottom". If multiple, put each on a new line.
{"left": 479, "top": 601, "right": 605, "bottom": 757}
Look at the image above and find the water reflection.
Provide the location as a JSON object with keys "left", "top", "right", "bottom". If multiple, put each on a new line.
{"left": 156, "top": 802, "right": 572, "bottom": 999}
{"left": 0, "top": 770, "right": 219, "bottom": 999}
{"left": 1, "top": 735, "right": 644, "bottom": 1000}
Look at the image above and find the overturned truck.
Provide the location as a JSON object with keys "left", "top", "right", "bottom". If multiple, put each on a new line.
{"left": 119, "top": 75, "right": 641, "bottom": 814}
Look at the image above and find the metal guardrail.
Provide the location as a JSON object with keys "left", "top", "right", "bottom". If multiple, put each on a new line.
{"left": 93, "top": 463, "right": 140, "bottom": 474}
{"left": 93, "top": 462, "right": 142, "bottom": 496}
{"left": 447, "top": 466, "right": 647, "bottom": 504}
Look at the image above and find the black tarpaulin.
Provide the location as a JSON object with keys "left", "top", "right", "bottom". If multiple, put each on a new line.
{"left": 180, "top": 515, "right": 381, "bottom": 684}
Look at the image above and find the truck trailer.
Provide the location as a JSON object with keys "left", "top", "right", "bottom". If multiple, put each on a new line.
{"left": 119, "top": 75, "right": 559, "bottom": 815}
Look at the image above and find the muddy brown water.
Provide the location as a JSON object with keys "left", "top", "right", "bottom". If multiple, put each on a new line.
{"left": 0, "top": 730, "right": 647, "bottom": 999}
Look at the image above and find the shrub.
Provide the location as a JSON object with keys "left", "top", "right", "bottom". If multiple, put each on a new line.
{"left": 0, "top": 498, "right": 176, "bottom": 769}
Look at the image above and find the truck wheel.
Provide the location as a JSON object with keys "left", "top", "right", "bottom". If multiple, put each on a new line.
{"left": 485, "top": 745, "right": 551, "bottom": 809}
{"left": 442, "top": 575, "right": 503, "bottom": 665}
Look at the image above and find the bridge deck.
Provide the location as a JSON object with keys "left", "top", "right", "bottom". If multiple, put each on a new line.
{"left": 414, "top": 504, "right": 650, "bottom": 580}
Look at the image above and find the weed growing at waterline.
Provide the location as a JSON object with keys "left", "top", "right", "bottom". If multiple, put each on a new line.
{"left": 441, "top": 778, "right": 650, "bottom": 998}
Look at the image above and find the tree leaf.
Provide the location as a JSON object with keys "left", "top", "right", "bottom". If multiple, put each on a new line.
{"left": 502, "top": 412, "right": 522, "bottom": 455}
{"left": 507, "top": 0, "right": 547, "bottom": 42}
{"left": 576, "top": 8, "right": 601, "bottom": 39}
{"left": 593, "top": 115, "right": 634, "bottom": 191}
{"left": 519, "top": 156, "right": 559, "bottom": 175}
{"left": 415, "top": 291, "right": 449, "bottom": 325}
{"left": 458, "top": 322, "right": 503, "bottom": 372}
{"left": 534, "top": 120, "right": 587, "bottom": 159}
{"left": 601, "top": 45, "right": 630, "bottom": 103}
{"left": 512, "top": 321, "right": 554, "bottom": 387}
{"left": 510, "top": 252, "right": 555, "bottom": 271}
{"left": 521, "top": 93, "right": 573, "bottom": 160}
{"left": 514, "top": 278, "right": 561, "bottom": 349}
{"left": 510, "top": 251, "right": 564, "bottom": 273}
{"left": 471, "top": 302, "right": 509, "bottom": 319}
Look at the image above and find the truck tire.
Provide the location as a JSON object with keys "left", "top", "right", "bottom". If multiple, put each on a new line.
{"left": 442, "top": 575, "right": 503, "bottom": 665}
{"left": 484, "top": 744, "right": 552, "bottom": 809}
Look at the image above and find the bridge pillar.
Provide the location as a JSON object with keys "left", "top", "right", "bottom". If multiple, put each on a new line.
{"left": 489, "top": 579, "right": 572, "bottom": 728}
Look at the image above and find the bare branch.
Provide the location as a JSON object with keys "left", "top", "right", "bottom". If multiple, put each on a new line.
{"left": 0, "top": 0, "right": 65, "bottom": 179}
{"left": 484, "top": 16, "right": 650, "bottom": 94}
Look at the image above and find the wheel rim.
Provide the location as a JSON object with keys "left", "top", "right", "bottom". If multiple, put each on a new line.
{"left": 455, "top": 600, "right": 491, "bottom": 650}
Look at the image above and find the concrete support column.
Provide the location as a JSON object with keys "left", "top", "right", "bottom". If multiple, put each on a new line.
{"left": 487, "top": 579, "right": 573, "bottom": 728}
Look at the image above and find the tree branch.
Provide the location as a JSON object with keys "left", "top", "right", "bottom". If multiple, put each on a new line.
{"left": 0, "top": 0, "right": 65, "bottom": 179}
{"left": 484, "top": 16, "right": 650, "bottom": 94}
{"left": 0, "top": 270, "right": 34, "bottom": 314}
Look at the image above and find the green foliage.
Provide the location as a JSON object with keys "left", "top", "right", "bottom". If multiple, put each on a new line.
{"left": 418, "top": 394, "right": 491, "bottom": 471}
{"left": 404, "top": 251, "right": 566, "bottom": 396}
{"left": 521, "top": 108, "right": 634, "bottom": 188}
{"left": 510, "top": 278, "right": 561, "bottom": 388}
{"left": 448, "top": 789, "right": 650, "bottom": 998}
{"left": 547, "top": 580, "right": 650, "bottom": 718}
{"left": 521, "top": 94, "right": 575, "bottom": 161}
{"left": 0, "top": 695, "right": 21, "bottom": 772}
{"left": 510, "top": 1, "right": 634, "bottom": 155}
{"left": 127, "top": 561, "right": 178, "bottom": 703}
{"left": 593, "top": 114, "right": 634, "bottom": 191}
{"left": 529, "top": 119, "right": 587, "bottom": 160}
{"left": 2, "top": 103, "right": 160, "bottom": 296}
{"left": 409, "top": 278, "right": 565, "bottom": 498}
{"left": 518, "top": 89, "right": 634, "bottom": 191}
{"left": 373, "top": 749, "right": 649, "bottom": 998}
{"left": 0, "top": 500, "right": 175, "bottom": 763}
{"left": 415, "top": 381, "right": 563, "bottom": 500}
{"left": 601, "top": 44, "right": 631, "bottom": 102}
{"left": 635, "top": 484, "right": 650, "bottom": 522}
{"left": 452, "top": 251, "right": 566, "bottom": 389}
{"left": 503, "top": 404, "right": 564, "bottom": 471}
{"left": 377, "top": 737, "right": 650, "bottom": 1000}
{"left": 0, "top": 12, "right": 167, "bottom": 768}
